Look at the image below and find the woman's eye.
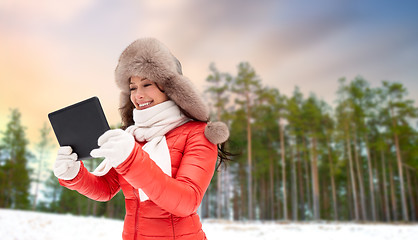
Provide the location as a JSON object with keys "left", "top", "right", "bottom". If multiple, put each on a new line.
{"left": 143, "top": 84, "right": 152, "bottom": 87}
{"left": 130, "top": 87, "right": 136, "bottom": 91}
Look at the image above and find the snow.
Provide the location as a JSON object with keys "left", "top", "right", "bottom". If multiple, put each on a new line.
{"left": 0, "top": 209, "right": 417, "bottom": 240}
{"left": 203, "top": 220, "right": 417, "bottom": 240}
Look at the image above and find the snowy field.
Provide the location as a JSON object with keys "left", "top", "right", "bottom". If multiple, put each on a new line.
{"left": 0, "top": 209, "right": 417, "bottom": 240}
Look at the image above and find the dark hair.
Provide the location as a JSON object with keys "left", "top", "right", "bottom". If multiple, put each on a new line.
{"left": 215, "top": 141, "right": 236, "bottom": 171}
{"left": 120, "top": 100, "right": 135, "bottom": 130}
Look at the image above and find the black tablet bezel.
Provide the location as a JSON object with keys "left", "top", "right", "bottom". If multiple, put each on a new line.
{"left": 48, "top": 97, "right": 110, "bottom": 160}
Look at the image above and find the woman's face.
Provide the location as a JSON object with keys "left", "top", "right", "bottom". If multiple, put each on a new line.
{"left": 129, "top": 76, "right": 169, "bottom": 110}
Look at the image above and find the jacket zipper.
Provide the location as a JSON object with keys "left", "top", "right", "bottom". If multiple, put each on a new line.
{"left": 134, "top": 190, "right": 140, "bottom": 240}
{"left": 171, "top": 214, "right": 175, "bottom": 239}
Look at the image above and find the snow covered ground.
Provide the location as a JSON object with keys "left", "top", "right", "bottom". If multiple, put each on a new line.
{"left": 0, "top": 209, "right": 417, "bottom": 240}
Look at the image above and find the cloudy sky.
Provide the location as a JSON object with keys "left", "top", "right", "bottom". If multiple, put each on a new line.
{"left": 1, "top": 0, "right": 418, "bottom": 153}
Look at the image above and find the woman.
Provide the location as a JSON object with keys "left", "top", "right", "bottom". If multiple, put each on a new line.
{"left": 53, "top": 38, "right": 230, "bottom": 240}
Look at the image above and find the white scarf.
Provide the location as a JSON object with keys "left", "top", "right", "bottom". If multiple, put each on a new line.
{"left": 91, "top": 101, "right": 189, "bottom": 201}
{"left": 125, "top": 100, "right": 189, "bottom": 201}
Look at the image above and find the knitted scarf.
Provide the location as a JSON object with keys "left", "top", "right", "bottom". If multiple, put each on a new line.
{"left": 125, "top": 100, "right": 189, "bottom": 201}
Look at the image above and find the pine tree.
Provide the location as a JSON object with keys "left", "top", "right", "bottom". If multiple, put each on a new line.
{"left": 347, "top": 77, "right": 377, "bottom": 221}
{"left": 32, "top": 122, "right": 52, "bottom": 210}
{"left": 231, "top": 62, "right": 262, "bottom": 220}
{"left": 301, "top": 94, "right": 324, "bottom": 220}
{"left": 287, "top": 87, "right": 308, "bottom": 220}
{"left": 323, "top": 110, "right": 338, "bottom": 220}
{"left": 0, "top": 109, "right": 32, "bottom": 209}
{"left": 379, "top": 81, "right": 417, "bottom": 221}
{"left": 42, "top": 171, "right": 63, "bottom": 212}
{"left": 254, "top": 86, "right": 284, "bottom": 219}
{"left": 228, "top": 108, "right": 249, "bottom": 220}
{"left": 336, "top": 78, "right": 360, "bottom": 221}
{"left": 205, "top": 62, "right": 231, "bottom": 219}
{"left": 200, "top": 61, "right": 418, "bottom": 222}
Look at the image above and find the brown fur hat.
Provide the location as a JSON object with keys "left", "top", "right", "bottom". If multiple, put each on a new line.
{"left": 115, "top": 38, "right": 229, "bottom": 144}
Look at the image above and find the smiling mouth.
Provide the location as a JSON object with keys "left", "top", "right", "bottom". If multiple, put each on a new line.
{"left": 138, "top": 101, "right": 152, "bottom": 108}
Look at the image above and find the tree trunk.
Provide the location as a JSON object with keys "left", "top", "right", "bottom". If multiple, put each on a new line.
{"left": 297, "top": 145, "right": 305, "bottom": 221}
{"left": 241, "top": 165, "right": 247, "bottom": 220}
{"left": 259, "top": 176, "right": 264, "bottom": 219}
{"left": 364, "top": 136, "right": 376, "bottom": 221}
{"left": 321, "top": 172, "right": 330, "bottom": 219}
{"left": 390, "top": 107, "right": 409, "bottom": 221}
{"left": 413, "top": 172, "right": 418, "bottom": 221}
{"left": 291, "top": 143, "right": 298, "bottom": 220}
{"left": 92, "top": 201, "right": 98, "bottom": 216}
{"left": 302, "top": 137, "right": 312, "bottom": 219}
{"left": 404, "top": 165, "right": 416, "bottom": 221}
{"left": 233, "top": 187, "right": 240, "bottom": 220}
{"left": 8, "top": 153, "right": 15, "bottom": 208}
{"left": 353, "top": 131, "right": 367, "bottom": 220}
{"left": 372, "top": 150, "right": 382, "bottom": 220}
{"left": 32, "top": 149, "right": 44, "bottom": 210}
{"left": 203, "top": 188, "right": 210, "bottom": 218}
{"left": 225, "top": 168, "right": 232, "bottom": 220}
{"left": 263, "top": 175, "right": 268, "bottom": 219}
{"left": 106, "top": 200, "right": 114, "bottom": 218}
{"left": 326, "top": 135, "right": 338, "bottom": 221}
{"left": 389, "top": 160, "right": 398, "bottom": 221}
{"left": 279, "top": 117, "right": 288, "bottom": 220}
{"left": 253, "top": 161, "right": 258, "bottom": 219}
{"left": 276, "top": 157, "right": 281, "bottom": 220}
{"left": 381, "top": 149, "right": 391, "bottom": 221}
{"left": 217, "top": 171, "right": 222, "bottom": 219}
{"left": 269, "top": 154, "right": 275, "bottom": 220}
{"left": 310, "top": 136, "right": 320, "bottom": 220}
{"left": 346, "top": 166, "right": 354, "bottom": 220}
{"left": 345, "top": 122, "right": 359, "bottom": 220}
{"left": 246, "top": 93, "right": 253, "bottom": 220}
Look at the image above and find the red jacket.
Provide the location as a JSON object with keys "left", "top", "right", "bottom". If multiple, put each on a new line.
{"left": 60, "top": 121, "right": 218, "bottom": 240}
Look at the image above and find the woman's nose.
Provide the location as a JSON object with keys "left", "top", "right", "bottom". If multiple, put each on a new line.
{"left": 134, "top": 89, "right": 144, "bottom": 99}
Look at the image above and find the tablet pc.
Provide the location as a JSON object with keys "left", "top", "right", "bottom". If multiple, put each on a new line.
{"left": 48, "top": 97, "right": 110, "bottom": 160}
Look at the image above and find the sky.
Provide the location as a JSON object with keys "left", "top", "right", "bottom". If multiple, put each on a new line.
{"left": 1, "top": 0, "right": 418, "bottom": 156}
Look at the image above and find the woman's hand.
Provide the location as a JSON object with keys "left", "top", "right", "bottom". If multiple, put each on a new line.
{"left": 90, "top": 129, "right": 136, "bottom": 168}
{"left": 54, "top": 146, "right": 81, "bottom": 180}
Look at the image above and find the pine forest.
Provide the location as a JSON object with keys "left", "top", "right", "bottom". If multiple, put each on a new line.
{"left": 0, "top": 62, "right": 417, "bottom": 222}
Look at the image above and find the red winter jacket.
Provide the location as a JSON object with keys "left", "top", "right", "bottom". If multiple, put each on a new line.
{"left": 59, "top": 121, "right": 218, "bottom": 240}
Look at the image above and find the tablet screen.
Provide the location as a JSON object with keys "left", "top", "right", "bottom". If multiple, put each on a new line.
{"left": 48, "top": 97, "right": 110, "bottom": 160}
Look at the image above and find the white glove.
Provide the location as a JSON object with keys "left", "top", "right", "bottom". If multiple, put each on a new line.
{"left": 54, "top": 146, "right": 81, "bottom": 180}
{"left": 90, "top": 129, "right": 135, "bottom": 168}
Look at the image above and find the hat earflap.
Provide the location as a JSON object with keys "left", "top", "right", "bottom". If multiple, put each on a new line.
{"left": 204, "top": 121, "right": 230, "bottom": 145}
{"left": 160, "top": 74, "right": 209, "bottom": 122}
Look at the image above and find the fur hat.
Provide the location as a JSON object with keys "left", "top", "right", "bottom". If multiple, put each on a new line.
{"left": 115, "top": 38, "right": 229, "bottom": 144}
